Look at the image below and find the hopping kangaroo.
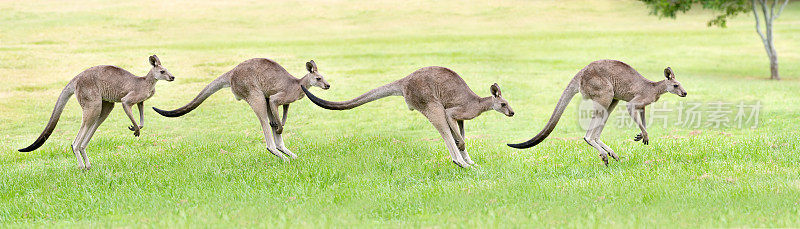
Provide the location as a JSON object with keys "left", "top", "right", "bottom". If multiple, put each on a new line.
{"left": 507, "top": 59, "right": 687, "bottom": 165}
{"left": 153, "top": 58, "right": 330, "bottom": 161}
{"left": 302, "top": 66, "right": 514, "bottom": 168}
{"left": 19, "top": 55, "right": 175, "bottom": 170}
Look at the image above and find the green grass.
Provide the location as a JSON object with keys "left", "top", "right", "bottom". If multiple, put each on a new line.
{"left": 2, "top": 0, "right": 800, "bottom": 227}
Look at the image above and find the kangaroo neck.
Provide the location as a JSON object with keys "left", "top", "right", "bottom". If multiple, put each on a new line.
{"left": 478, "top": 96, "right": 493, "bottom": 113}
{"left": 139, "top": 74, "right": 158, "bottom": 89}
{"left": 651, "top": 80, "right": 669, "bottom": 96}
{"left": 458, "top": 96, "right": 493, "bottom": 120}
{"left": 298, "top": 75, "right": 311, "bottom": 89}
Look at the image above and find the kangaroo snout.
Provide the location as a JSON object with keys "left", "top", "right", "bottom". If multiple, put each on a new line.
{"left": 323, "top": 84, "right": 330, "bottom": 90}
{"left": 680, "top": 92, "right": 687, "bottom": 97}
{"left": 508, "top": 111, "right": 515, "bottom": 117}
{"left": 168, "top": 76, "right": 175, "bottom": 81}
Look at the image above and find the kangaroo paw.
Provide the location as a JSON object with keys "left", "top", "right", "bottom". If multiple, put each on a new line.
{"left": 270, "top": 122, "right": 283, "bottom": 134}
{"left": 633, "top": 133, "right": 643, "bottom": 141}
{"left": 456, "top": 140, "right": 466, "bottom": 151}
{"left": 129, "top": 125, "right": 142, "bottom": 137}
{"left": 599, "top": 153, "right": 609, "bottom": 166}
{"left": 642, "top": 135, "right": 649, "bottom": 145}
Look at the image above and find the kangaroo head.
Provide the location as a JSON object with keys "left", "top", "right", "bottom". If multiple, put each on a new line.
{"left": 304, "top": 60, "right": 330, "bottom": 90}
{"left": 148, "top": 55, "right": 174, "bottom": 82}
{"left": 663, "top": 67, "right": 686, "bottom": 97}
{"left": 490, "top": 83, "right": 514, "bottom": 117}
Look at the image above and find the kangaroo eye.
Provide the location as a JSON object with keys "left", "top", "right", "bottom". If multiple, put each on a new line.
{"left": 501, "top": 103, "right": 507, "bottom": 107}
{"left": 160, "top": 70, "right": 165, "bottom": 74}
{"left": 673, "top": 85, "right": 679, "bottom": 88}
{"left": 316, "top": 77, "right": 321, "bottom": 80}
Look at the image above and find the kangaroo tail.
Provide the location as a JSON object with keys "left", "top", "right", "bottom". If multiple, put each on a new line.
{"left": 19, "top": 81, "right": 76, "bottom": 152}
{"left": 508, "top": 77, "right": 580, "bottom": 149}
{"left": 153, "top": 74, "right": 231, "bottom": 117}
{"left": 302, "top": 81, "right": 402, "bottom": 110}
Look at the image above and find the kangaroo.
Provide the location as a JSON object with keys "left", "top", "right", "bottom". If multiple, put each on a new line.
{"left": 301, "top": 66, "right": 514, "bottom": 168}
{"left": 507, "top": 59, "right": 687, "bottom": 165}
{"left": 152, "top": 58, "right": 330, "bottom": 161}
{"left": 19, "top": 55, "right": 175, "bottom": 170}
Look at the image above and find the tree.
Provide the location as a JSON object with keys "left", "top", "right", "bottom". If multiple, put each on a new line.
{"left": 639, "top": 0, "right": 790, "bottom": 80}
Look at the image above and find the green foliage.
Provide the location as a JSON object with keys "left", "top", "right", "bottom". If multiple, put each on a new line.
{"left": 639, "top": 0, "right": 751, "bottom": 27}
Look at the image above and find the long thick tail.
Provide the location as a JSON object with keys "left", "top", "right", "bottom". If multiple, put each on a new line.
{"left": 507, "top": 77, "right": 580, "bottom": 149}
{"left": 19, "top": 81, "right": 76, "bottom": 152}
{"left": 153, "top": 74, "right": 231, "bottom": 117}
{"left": 302, "top": 81, "right": 401, "bottom": 110}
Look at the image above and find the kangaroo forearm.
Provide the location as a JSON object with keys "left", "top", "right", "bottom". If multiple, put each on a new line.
{"left": 640, "top": 109, "right": 646, "bottom": 129}
{"left": 281, "top": 104, "right": 289, "bottom": 125}
{"left": 634, "top": 110, "right": 646, "bottom": 132}
{"left": 444, "top": 110, "right": 465, "bottom": 148}
{"left": 267, "top": 99, "right": 282, "bottom": 125}
{"left": 122, "top": 103, "right": 140, "bottom": 128}
{"left": 137, "top": 102, "right": 144, "bottom": 127}
{"left": 457, "top": 120, "right": 464, "bottom": 137}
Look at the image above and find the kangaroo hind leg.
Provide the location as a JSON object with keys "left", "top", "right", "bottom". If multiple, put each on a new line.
{"left": 627, "top": 99, "right": 649, "bottom": 145}
{"left": 444, "top": 108, "right": 466, "bottom": 151}
{"left": 583, "top": 98, "right": 612, "bottom": 166}
{"left": 272, "top": 104, "right": 296, "bottom": 159}
{"left": 422, "top": 105, "right": 468, "bottom": 168}
{"left": 455, "top": 120, "right": 476, "bottom": 165}
{"left": 72, "top": 100, "right": 102, "bottom": 170}
{"left": 77, "top": 101, "right": 114, "bottom": 170}
{"left": 246, "top": 94, "right": 288, "bottom": 162}
{"left": 594, "top": 99, "right": 619, "bottom": 161}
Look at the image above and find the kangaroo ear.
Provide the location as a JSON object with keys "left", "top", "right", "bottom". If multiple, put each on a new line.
{"left": 149, "top": 55, "right": 161, "bottom": 67}
{"left": 306, "top": 60, "right": 317, "bottom": 73}
{"left": 490, "top": 83, "right": 501, "bottom": 97}
{"left": 664, "top": 67, "right": 674, "bottom": 79}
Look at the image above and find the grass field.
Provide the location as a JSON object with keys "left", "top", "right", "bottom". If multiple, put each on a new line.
{"left": 2, "top": 0, "right": 800, "bottom": 227}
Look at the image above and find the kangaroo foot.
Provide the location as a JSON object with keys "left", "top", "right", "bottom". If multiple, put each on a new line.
{"left": 608, "top": 151, "right": 619, "bottom": 161}
{"left": 604, "top": 147, "right": 619, "bottom": 161}
{"left": 451, "top": 160, "right": 470, "bottom": 168}
{"left": 278, "top": 147, "right": 297, "bottom": 159}
{"left": 267, "top": 148, "right": 289, "bottom": 162}
{"left": 463, "top": 156, "right": 475, "bottom": 165}
{"left": 461, "top": 151, "right": 475, "bottom": 165}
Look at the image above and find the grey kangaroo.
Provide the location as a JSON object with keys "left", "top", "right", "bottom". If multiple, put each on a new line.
{"left": 19, "top": 55, "right": 175, "bottom": 170}
{"left": 301, "top": 66, "right": 514, "bottom": 168}
{"left": 152, "top": 58, "right": 330, "bottom": 161}
{"left": 508, "top": 59, "right": 687, "bottom": 165}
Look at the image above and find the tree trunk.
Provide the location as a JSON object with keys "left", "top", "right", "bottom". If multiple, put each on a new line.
{"left": 769, "top": 46, "right": 780, "bottom": 80}
{"left": 753, "top": 0, "right": 784, "bottom": 80}
{"left": 765, "top": 0, "right": 781, "bottom": 80}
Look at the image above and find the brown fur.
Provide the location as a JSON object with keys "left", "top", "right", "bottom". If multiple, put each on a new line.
{"left": 153, "top": 58, "right": 330, "bottom": 161}
{"left": 302, "top": 66, "right": 514, "bottom": 168}
{"left": 508, "top": 59, "right": 687, "bottom": 165}
{"left": 19, "top": 55, "right": 175, "bottom": 170}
